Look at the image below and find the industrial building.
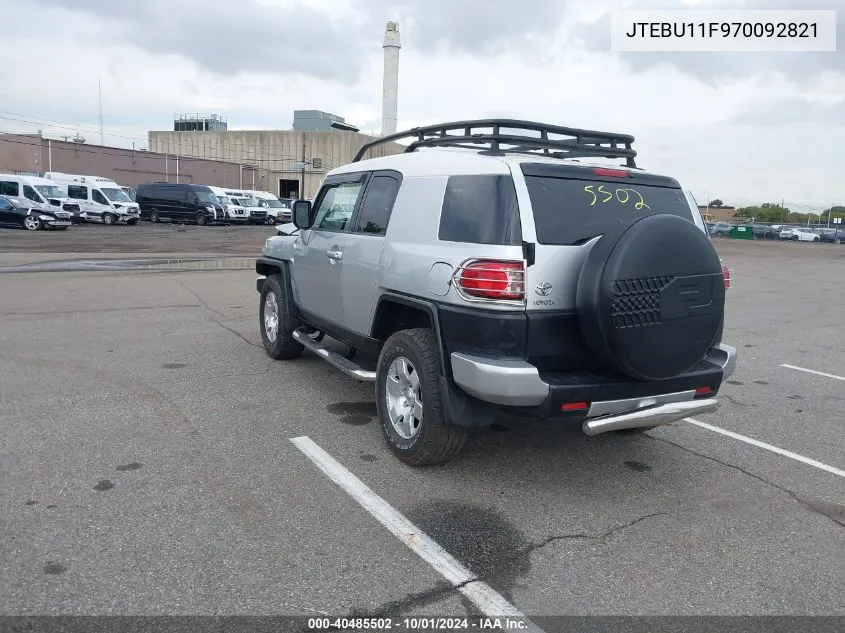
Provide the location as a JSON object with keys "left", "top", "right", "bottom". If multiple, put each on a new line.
{"left": 148, "top": 110, "right": 405, "bottom": 199}
{"left": 0, "top": 133, "right": 270, "bottom": 189}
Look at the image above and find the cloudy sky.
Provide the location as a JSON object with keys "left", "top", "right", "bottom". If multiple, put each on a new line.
{"left": 1, "top": 0, "right": 842, "bottom": 209}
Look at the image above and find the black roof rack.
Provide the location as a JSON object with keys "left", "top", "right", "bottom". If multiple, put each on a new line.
{"left": 353, "top": 119, "right": 638, "bottom": 168}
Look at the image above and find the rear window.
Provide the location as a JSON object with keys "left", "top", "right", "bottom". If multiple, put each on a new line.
{"left": 438, "top": 175, "right": 522, "bottom": 245}
{"left": 523, "top": 170, "right": 693, "bottom": 245}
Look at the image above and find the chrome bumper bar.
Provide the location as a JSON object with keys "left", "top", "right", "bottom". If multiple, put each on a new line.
{"left": 582, "top": 398, "right": 720, "bottom": 436}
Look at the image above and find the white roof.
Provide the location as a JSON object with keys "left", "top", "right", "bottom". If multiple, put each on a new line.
{"left": 328, "top": 147, "right": 665, "bottom": 179}
{"left": 0, "top": 173, "right": 62, "bottom": 185}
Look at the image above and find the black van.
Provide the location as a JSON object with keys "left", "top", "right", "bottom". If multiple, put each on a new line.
{"left": 135, "top": 183, "right": 228, "bottom": 225}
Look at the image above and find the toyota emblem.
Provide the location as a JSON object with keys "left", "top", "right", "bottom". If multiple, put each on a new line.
{"left": 535, "top": 282, "right": 552, "bottom": 296}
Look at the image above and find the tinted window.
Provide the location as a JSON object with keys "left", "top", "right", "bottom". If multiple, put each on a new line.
{"left": 525, "top": 176, "right": 692, "bottom": 245}
{"left": 353, "top": 175, "right": 400, "bottom": 235}
{"left": 0, "top": 181, "right": 20, "bottom": 197}
{"left": 0, "top": 197, "right": 11, "bottom": 209}
{"left": 438, "top": 175, "right": 522, "bottom": 245}
{"left": 314, "top": 181, "right": 365, "bottom": 231}
{"left": 67, "top": 185, "right": 87, "bottom": 200}
{"left": 23, "top": 185, "right": 41, "bottom": 202}
{"left": 92, "top": 190, "right": 109, "bottom": 205}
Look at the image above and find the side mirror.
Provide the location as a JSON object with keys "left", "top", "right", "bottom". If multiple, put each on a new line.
{"left": 293, "top": 199, "right": 314, "bottom": 230}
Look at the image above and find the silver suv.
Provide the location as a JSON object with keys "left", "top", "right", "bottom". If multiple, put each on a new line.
{"left": 255, "top": 120, "right": 737, "bottom": 466}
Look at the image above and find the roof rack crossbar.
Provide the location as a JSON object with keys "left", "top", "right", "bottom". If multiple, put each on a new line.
{"left": 353, "top": 119, "right": 638, "bottom": 167}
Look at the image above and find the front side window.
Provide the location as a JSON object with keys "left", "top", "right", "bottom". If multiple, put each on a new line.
{"left": 67, "top": 185, "right": 87, "bottom": 200}
{"left": 314, "top": 181, "right": 364, "bottom": 231}
{"left": 92, "top": 190, "right": 110, "bottom": 206}
{"left": 23, "top": 185, "right": 43, "bottom": 202}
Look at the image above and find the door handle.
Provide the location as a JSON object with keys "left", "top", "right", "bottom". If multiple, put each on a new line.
{"left": 326, "top": 249, "right": 343, "bottom": 261}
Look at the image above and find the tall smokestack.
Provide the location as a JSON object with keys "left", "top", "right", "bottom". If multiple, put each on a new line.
{"left": 381, "top": 21, "right": 400, "bottom": 137}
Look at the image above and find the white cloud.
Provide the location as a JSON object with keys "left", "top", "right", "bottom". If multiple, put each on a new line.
{"left": 0, "top": 0, "right": 842, "bottom": 207}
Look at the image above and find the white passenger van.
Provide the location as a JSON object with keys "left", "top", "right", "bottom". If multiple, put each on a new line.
{"left": 45, "top": 172, "right": 141, "bottom": 225}
{"left": 208, "top": 186, "right": 246, "bottom": 223}
{"left": 247, "top": 190, "right": 291, "bottom": 223}
{"left": 0, "top": 173, "right": 88, "bottom": 222}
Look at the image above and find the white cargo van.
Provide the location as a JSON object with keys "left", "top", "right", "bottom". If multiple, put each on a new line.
{"left": 45, "top": 172, "right": 140, "bottom": 225}
{"left": 0, "top": 173, "right": 88, "bottom": 222}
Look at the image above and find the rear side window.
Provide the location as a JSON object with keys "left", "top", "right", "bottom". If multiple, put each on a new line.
{"left": 353, "top": 175, "right": 400, "bottom": 235}
{"left": 0, "top": 181, "right": 19, "bottom": 197}
{"left": 67, "top": 185, "right": 87, "bottom": 200}
{"left": 438, "top": 175, "right": 522, "bottom": 245}
{"left": 524, "top": 175, "right": 692, "bottom": 245}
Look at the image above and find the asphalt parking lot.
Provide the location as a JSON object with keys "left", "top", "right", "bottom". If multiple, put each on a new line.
{"left": 1, "top": 225, "right": 843, "bottom": 625}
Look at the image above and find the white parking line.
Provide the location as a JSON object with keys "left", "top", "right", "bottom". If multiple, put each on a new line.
{"left": 780, "top": 363, "right": 845, "bottom": 382}
{"left": 685, "top": 418, "right": 845, "bottom": 478}
{"left": 290, "top": 436, "right": 543, "bottom": 631}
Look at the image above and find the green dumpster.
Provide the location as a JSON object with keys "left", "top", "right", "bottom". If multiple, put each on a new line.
{"left": 730, "top": 225, "right": 754, "bottom": 240}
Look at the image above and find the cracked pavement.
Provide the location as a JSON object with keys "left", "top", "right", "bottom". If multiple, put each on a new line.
{"left": 0, "top": 235, "right": 843, "bottom": 617}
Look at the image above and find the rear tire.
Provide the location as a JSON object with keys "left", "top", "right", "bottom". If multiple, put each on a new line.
{"left": 149, "top": 210, "right": 160, "bottom": 223}
{"left": 259, "top": 274, "right": 303, "bottom": 360}
{"left": 376, "top": 329, "right": 467, "bottom": 466}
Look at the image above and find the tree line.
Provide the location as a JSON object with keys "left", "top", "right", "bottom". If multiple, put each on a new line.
{"left": 706, "top": 200, "right": 845, "bottom": 225}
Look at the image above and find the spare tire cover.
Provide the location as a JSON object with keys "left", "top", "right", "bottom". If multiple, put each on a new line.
{"left": 576, "top": 214, "right": 725, "bottom": 381}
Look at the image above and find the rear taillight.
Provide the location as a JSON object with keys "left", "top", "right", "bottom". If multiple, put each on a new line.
{"left": 721, "top": 263, "right": 731, "bottom": 289}
{"left": 453, "top": 259, "right": 525, "bottom": 302}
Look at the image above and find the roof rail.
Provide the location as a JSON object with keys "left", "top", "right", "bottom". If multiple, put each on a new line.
{"left": 353, "top": 119, "right": 638, "bottom": 167}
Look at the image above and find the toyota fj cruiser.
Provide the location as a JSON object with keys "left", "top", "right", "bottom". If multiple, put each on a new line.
{"left": 255, "top": 120, "right": 736, "bottom": 466}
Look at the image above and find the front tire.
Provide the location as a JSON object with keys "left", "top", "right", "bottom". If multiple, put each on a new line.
{"left": 376, "top": 329, "right": 467, "bottom": 466}
{"left": 259, "top": 274, "right": 303, "bottom": 360}
{"left": 23, "top": 215, "right": 41, "bottom": 231}
{"left": 127, "top": 218, "right": 138, "bottom": 226}
{"left": 195, "top": 213, "right": 208, "bottom": 226}
{"left": 267, "top": 216, "right": 276, "bottom": 225}
{"left": 103, "top": 213, "right": 116, "bottom": 225}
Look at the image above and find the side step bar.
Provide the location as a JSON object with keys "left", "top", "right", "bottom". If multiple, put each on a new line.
{"left": 292, "top": 329, "right": 376, "bottom": 382}
{"left": 583, "top": 398, "right": 720, "bottom": 436}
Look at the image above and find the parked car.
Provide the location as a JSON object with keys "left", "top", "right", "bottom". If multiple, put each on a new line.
{"left": 122, "top": 186, "right": 137, "bottom": 201}
{"left": 709, "top": 222, "right": 732, "bottom": 236}
{"left": 750, "top": 223, "right": 778, "bottom": 239}
{"left": 780, "top": 228, "right": 819, "bottom": 242}
{"left": 136, "top": 183, "right": 228, "bottom": 225}
{"left": 0, "top": 194, "right": 72, "bottom": 230}
{"left": 254, "top": 118, "right": 736, "bottom": 465}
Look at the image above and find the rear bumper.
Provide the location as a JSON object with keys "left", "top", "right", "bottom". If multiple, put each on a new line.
{"left": 446, "top": 344, "right": 736, "bottom": 431}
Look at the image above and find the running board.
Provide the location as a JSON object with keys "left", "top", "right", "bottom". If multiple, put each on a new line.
{"left": 582, "top": 398, "right": 720, "bottom": 436}
{"left": 292, "top": 329, "right": 376, "bottom": 382}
